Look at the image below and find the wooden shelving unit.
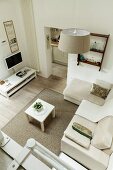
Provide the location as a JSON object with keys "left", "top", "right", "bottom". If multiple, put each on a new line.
{"left": 77, "top": 33, "right": 110, "bottom": 71}
{"left": 80, "top": 60, "right": 101, "bottom": 66}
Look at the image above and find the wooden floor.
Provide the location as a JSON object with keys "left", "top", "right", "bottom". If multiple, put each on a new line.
{"left": 0, "top": 75, "right": 66, "bottom": 129}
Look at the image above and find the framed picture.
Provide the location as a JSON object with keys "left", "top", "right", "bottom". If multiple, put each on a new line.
{"left": 3, "top": 20, "right": 19, "bottom": 53}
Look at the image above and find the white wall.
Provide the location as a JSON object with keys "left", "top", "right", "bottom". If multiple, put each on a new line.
{"left": 32, "top": 0, "right": 76, "bottom": 77}
{"left": 2, "top": 1, "right": 112, "bottom": 79}
{"left": 32, "top": 0, "right": 113, "bottom": 78}
{"left": 19, "top": 0, "right": 39, "bottom": 70}
{"left": 0, "top": 0, "right": 39, "bottom": 80}
{"left": 76, "top": 0, "right": 113, "bottom": 70}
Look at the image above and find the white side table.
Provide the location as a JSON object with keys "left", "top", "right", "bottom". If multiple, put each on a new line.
{"left": 25, "top": 99, "right": 55, "bottom": 132}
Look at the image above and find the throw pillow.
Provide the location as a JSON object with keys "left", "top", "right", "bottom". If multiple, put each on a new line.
{"left": 91, "top": 116, "right": 113, "bottom": 150}
{"left": 103, "top": 141, "right": 113, "bottom": 155}
{"left": 86, "top": 94, "right": 105, "bottom": 106}
{"left": 91, "top": 132, "right": 112, "bottom": 150}
{"left": 72, "top": 122, "right": 92, "bottom": 140}
{"left": 90, "top": 83, "right": 110, "bottom": 99}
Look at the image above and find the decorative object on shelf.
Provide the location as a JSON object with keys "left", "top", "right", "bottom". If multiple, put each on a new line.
{"left": 3, "top": 20, "right": 19, "bottom": 53}
{"left": 0, "top": 80, "right": 5, "bottom": 85}
{"left": 16, "top": 69, "right": 30, "bottom": 78}
{"left": 50, "top": 27, "right": 62, "bottom": 47}
{"left": 33, "top": 102, "right": 43, "bottom": 112}
{"left": 91, "top": 41, "right": 97, "bottom": 50}
{"left": 77, "top": 33, "right": 110, "bottom": 71}
{"left": 79, "top": 54, "right": 85, "bottom": 61}
{"left": 90, "top": 83, "right": 110, "bottom": 99}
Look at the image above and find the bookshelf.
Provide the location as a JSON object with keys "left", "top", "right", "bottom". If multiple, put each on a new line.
{"left": 77, "top": 33, "right": 110, "bottom": 71}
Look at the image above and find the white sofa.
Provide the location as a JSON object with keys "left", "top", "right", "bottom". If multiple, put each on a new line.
{"left": 61, "top": 106, "right": 113, "bottom": 170}
{"left": 61, "top": 56, "right": 113, "bottom": 170}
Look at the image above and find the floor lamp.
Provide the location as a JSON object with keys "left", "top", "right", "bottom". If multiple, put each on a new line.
{"left": 58, "top": 28, "right": 90, "bottom": 63}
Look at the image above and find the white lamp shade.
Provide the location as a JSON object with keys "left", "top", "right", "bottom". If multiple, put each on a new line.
{"left": 58, "top": 28, "right": 90, "bottom": 54}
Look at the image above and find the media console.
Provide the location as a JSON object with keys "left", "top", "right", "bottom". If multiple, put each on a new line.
{"left": 0, "top": 67, "right": 37, "bottom": 98}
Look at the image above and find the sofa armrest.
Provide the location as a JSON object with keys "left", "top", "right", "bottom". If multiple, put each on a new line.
{"left": 61, "top": 135, "right": 109, "bottom": 170}
{"left": 107, "top": 153, "right": 113, "bottom": 170}
{"left": 76, "top": 100, "right": 102, "bottom": 122}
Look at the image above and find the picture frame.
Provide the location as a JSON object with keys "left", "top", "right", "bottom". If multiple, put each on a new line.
{"left": 3, "top": 20, "right": 19, "bottom": 53}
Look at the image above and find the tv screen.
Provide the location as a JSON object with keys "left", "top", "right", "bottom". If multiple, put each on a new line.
{"left": 5, "top": 52, "right": 22, "bottom": 69}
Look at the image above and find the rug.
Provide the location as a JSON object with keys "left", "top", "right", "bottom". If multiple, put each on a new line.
{"left": 2, "top": 89, "right": 77, "bottom": 155}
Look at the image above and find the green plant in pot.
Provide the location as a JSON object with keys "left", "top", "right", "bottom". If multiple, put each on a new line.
{"left": 33, "top": 102, "right": 43, "bottom": 112}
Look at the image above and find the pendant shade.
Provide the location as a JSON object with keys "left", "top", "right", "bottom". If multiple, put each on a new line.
{"left": 58, "top": 28, "right": 90, "bottom": 54}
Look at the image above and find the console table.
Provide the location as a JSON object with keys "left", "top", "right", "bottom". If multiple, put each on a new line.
{"left": 0, "top": 67, "right": 36, "bottom": 98}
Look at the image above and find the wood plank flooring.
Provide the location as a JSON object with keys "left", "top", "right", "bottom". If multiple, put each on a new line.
{"left": 0, "top": 75, "right": 66, "bottom": 129}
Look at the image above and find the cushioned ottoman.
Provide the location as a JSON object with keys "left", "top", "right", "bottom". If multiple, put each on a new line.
{"left": 63, "top": 79, "right": 92, "bottom": 105}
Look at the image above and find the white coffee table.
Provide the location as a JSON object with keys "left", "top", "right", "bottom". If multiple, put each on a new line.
{"left": 25, "top": 99, "right": 55, "bottom": 132}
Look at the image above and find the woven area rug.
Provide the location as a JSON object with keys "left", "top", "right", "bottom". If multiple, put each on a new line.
{"left": 2, "top": 89, "right": 77, "bottom": 155}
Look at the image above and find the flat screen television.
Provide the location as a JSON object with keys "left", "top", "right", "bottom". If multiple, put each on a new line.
{"left": 5, "top": 52, "right": 22, "bottom": 69}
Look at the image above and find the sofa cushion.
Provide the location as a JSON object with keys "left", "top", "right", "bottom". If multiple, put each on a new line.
{"left": 91, "top": 116, "right": 113, "bottom": 149}
{"left": 64, "top": 126, "right": 90, "bottom": 149}
{"left": 63, "top": 79, "right": 92, "bottom": 102}
{"left": 64, "top": 115, "right": 96, "bottom": 148}
{"left": 90, "top": 83, "right": 110, "bottom": 99}
{"left": 106, "top": 87, "right": 113, "bottom": 101}
{"left": 70, "top": 115, "right": 97, "bottom": 135}
{"left": 86, "top": 93, "right": 105, "bottom": 106}
{"left": 103, "top": 141, "right": 113, "bottom": 155}
{"left": 96, "top": 79, "right": 112, "bottom": 89}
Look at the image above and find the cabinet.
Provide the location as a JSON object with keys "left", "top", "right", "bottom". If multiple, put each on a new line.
{"left": 0, "top": 67, "right": 36, "bottom": 98}
{"left": 77, "top": 33, "right": 110, "bottom": 71}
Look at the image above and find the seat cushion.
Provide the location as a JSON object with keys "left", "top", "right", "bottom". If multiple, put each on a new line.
{"left": 72, "top": 115, "right": 97, "bottom": 134}
{"left": 64, "top": 115, "right": 97, "bottom": 148}
{"left": 63, "top": 79, "right": 92, "bottom": 102}
{"left": 86, "top": 93, "right": 105, "bottom": 106}
{"left": 76, "top": 100, "right": 102, "bottom": 122}
{"left": 64, "top": 125, "right": 90, "bottom": 149}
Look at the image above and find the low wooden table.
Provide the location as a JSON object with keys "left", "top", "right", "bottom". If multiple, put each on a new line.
{"left": 25, "top": 99, "right": 55, "bottom": 132}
